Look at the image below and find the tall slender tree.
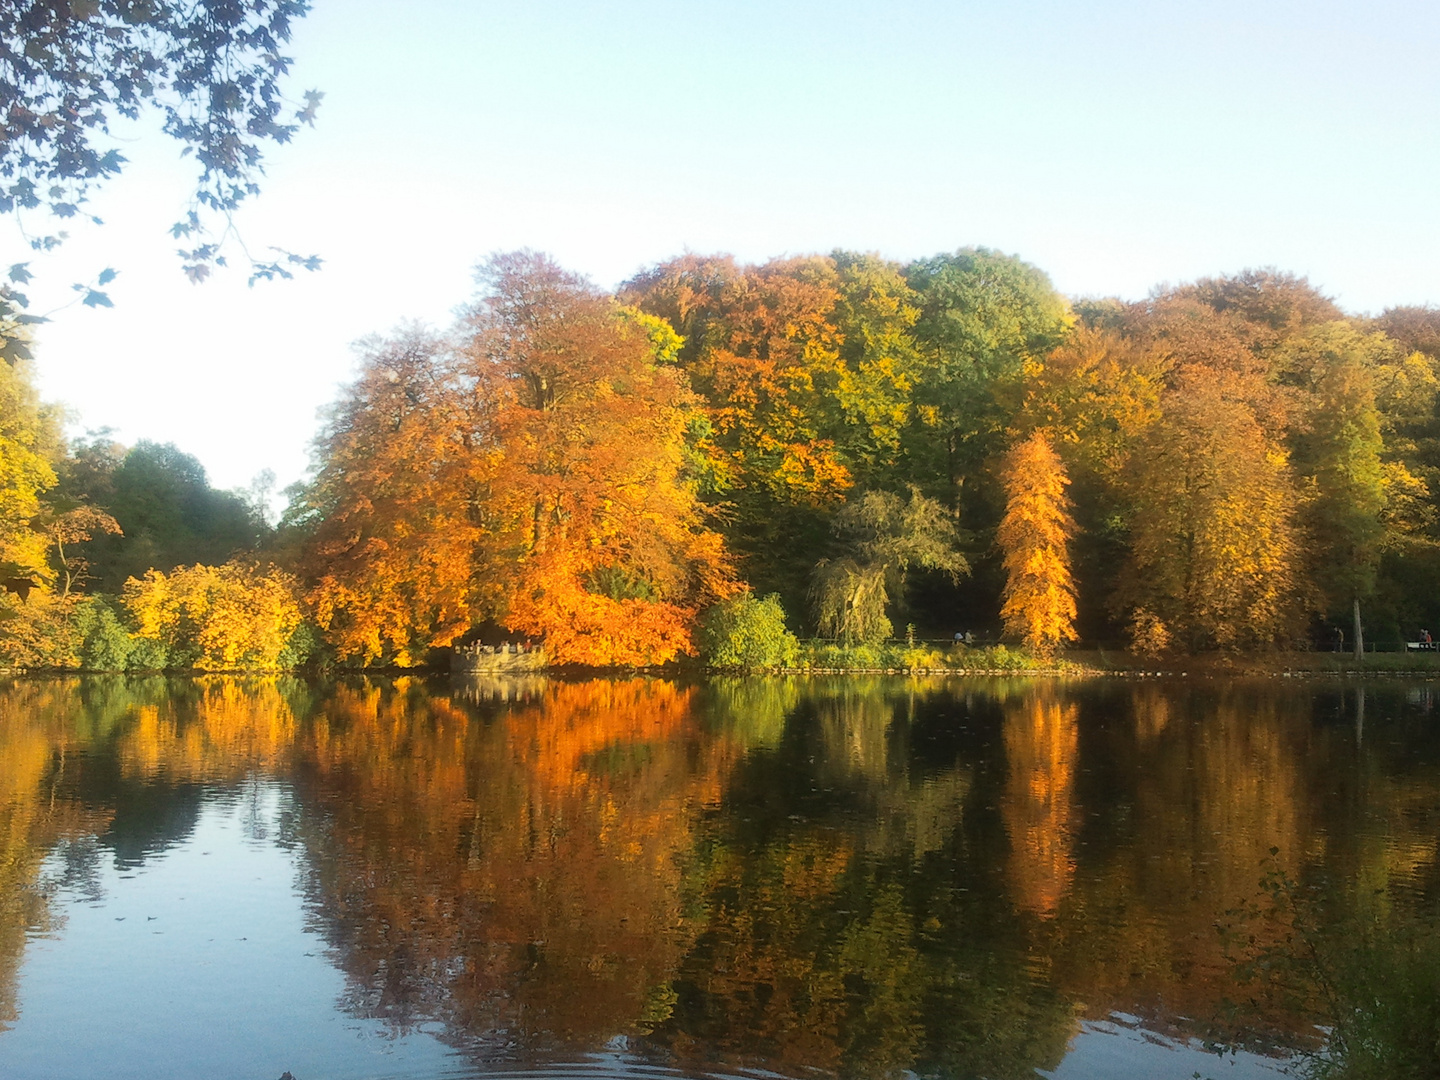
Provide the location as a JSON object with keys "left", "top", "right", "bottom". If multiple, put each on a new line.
{"left": 997, "top": 432, "right": 1078, "bottom": 654}
{"left": 1285, "top": 324, "right": 1389, "bottom": 656}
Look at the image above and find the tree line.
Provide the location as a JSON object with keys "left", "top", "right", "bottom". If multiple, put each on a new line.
{"left": 2, "top": 247, "right": 1439, "bottom": 667}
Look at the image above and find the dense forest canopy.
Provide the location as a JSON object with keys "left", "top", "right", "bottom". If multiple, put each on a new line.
{"left": 4, "top": 246, "right": 1440, "bottom": 668}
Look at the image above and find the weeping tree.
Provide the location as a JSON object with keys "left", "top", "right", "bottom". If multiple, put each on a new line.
{"left": 810, "top": 488, "right": 968, "bottom": 644}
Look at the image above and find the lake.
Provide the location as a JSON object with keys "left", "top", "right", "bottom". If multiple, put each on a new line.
{"left": 0, "top": 674, "right": 1435, "bottom": 1080}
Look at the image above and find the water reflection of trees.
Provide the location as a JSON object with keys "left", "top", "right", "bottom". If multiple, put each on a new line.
{"left": 0, "top": 676, "right": 1436, "bottom": 1074}
{"left": 1048, "top": 681, "right": 1440, "bottom": 1047}
{"left": 289, "top": 677, "right": 728, "bottom": 1056}
{"left": 646, "top": 677, "right": 1076, "bottom": 1080}
{"left": 1002, "top": 689, "right": 1079, "bottom": 917}
{"left": 0, "top": 676, "right": 316, "bottom": 1031}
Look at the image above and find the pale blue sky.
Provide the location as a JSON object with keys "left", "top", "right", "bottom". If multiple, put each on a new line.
{"left": 10, "top": 0, "right": 1440, "bottom": 494}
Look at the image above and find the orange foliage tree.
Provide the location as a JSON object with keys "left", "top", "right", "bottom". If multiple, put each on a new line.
{"left": 623, "top": 253, "right": 853, "bottom": 506}
{"left": 623, "top": 252, "right": 934, "bottom": 609}
{"left": 997, "top": 431, "right": 1078, "bottom": 654}
{"left": 466, "top": 252, "right": 735, "bottom": 664}
{"left": 302, "top": 329, "right": 500, "bottom": 665}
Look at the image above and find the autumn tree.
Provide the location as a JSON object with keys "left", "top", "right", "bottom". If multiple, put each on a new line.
{"left": 1013, "top": 325, "right": 1166, "bottom": 638}
{"left": 1121, "top": 269, "right": 1343, "bottom": 441}
{"left": 42, "top": 504, "right": 121, "bottom": 598}
{"left": 0, "top": 355, "right": 59, "bottom": 593}
{"left": 302, "top": 329, "right": 494, "bottom": 666}
{"left": 810, "top": 488, "right": 967, "bottom": 644}
{"left": 623, "top": 253, "right": 850, "bottom": 505}
{"left": 1016, "top": 325, "right": 1166, "bottom": 487}
{"left": 464, "top": 252, "right": 735, "bottom": 665}
{"left": 997, "top": 432, "right": 1078, "bottom": 654}
{"left": 827, "top": 251, "right": 924, "bottom": 487}
{"left": 1120, "top": 368, "right": 1300, "bottom": 650}
{"left": 621, "top": 254, "right": 851, "bottom": 608}
{"left": 124, "top": 560, "right": 303, "bottom": 670}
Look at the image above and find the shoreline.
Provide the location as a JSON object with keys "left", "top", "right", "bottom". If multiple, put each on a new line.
{"left": 9, "top": 650, "right": 1440, "bottom": 679}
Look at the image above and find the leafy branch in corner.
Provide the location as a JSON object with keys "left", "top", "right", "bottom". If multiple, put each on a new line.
{"left": 0, "top": 1, "right": 323, "bottom": 287}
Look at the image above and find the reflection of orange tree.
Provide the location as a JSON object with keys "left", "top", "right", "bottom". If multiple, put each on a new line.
{"left": 290, "top": 678, "right": 738, "bottom": 1053}
{"left": 1001, "top": 689, "right": 1079, "bottom": 917}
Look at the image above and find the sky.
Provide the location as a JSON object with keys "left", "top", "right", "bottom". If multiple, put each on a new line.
{"left": 9, "top": 0, "right": 1440, "bottom": 497}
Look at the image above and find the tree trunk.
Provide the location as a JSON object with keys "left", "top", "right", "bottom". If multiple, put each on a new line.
{"left": 1353, "top": 596, "right": 1364, "bottom": 661}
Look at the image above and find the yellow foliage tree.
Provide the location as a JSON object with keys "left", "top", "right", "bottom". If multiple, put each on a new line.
{"left": 124, "top": 561, "right": 303, "bottom": 670}
{"left": 1016, "top": 325, "right": 1166, "bottom": 485}
{"left": 1121, "top": 368, "right": 1300, "bottom": 649}
{"left": 0, "top": 357, "right": 61, "bottom": 588}
{"left": 997, "top": 432, "right": 1078, "bottom": 654}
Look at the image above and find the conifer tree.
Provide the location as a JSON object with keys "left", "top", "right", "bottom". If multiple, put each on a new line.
{"left": 997, "top": 432, "right": 1078, "bottom": 654}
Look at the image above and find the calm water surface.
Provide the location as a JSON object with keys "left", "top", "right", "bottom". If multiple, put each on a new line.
{"left": 0, "top": 675, "right": 1436, "bottom": 1080}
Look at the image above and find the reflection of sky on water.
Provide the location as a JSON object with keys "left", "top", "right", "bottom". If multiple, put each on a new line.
{"left": 1046, "top": 1018, "right": 1290, "bottom": 1080}
{"left": 6, "top": 787, "right": 463, "bottom": 1080}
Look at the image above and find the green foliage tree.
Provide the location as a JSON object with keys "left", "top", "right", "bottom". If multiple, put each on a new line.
{"left": 811, "top": 488, "right": 968, "bottom": 644}
{"left": 906, "top": 248, "right": 1072, "bottom": 502}
{"left": 73, "top": 596, "right": 134, "bottom": 671}
{"left": 699, "top": 592, "right": 798, "bottom": 669}
{"left": 1284, "top": 324, "right": 1391, "bottom": 655}
{"left": 828, "top": 251, "right": 924, "bottom": 487}
{"left": 65, "top": 440, "right": 262, "bottom": 592}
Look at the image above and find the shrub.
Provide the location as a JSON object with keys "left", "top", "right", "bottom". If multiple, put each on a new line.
{"left": 125, "top": 635, "right": 168, "bottom": 671}
{"left": 278, "top": 621, "right": 323, "bottom": 669}
{"left": 1222, "top": 855, "right": 1440, "bottom": 1080}
{"left": 74, "top": 596, "right": 134, "bottom": 671}
{"left": 699, "top": 592, "right": 799, "bottom": 669}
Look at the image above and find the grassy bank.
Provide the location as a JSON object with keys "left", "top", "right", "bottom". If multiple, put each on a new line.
{"left": 1072, "top": 649, "right": 1440, "bottom": 676}
{"left": 774, "top": 641, "right": 1088, "bottom": 675}
{"left": 751, "top": 643, "right": 1440, "bottom": 677}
